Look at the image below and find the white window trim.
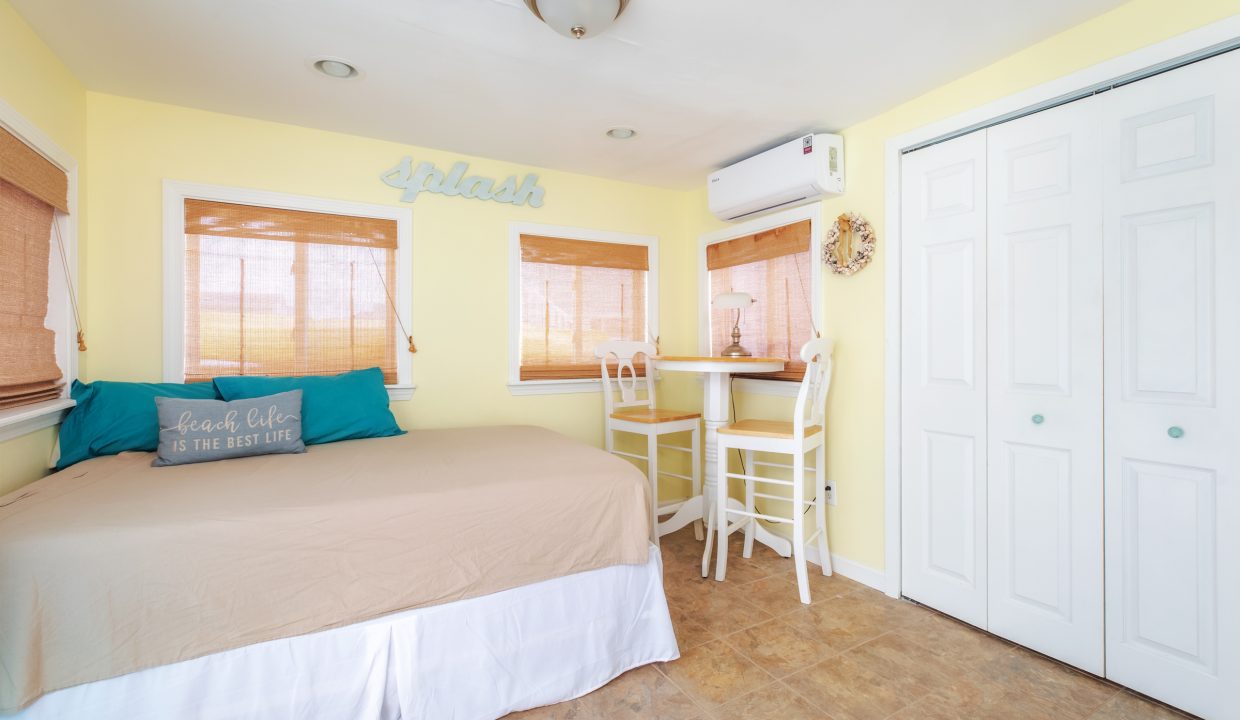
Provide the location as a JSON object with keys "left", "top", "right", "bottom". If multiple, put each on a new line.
{"left": 162, "top": 180, "right": 415, "bottom": 400}
{"left": 698, "top": 204, "right": 823, "bottom": 397}
{"left": 0, "top": 96, "right": 80, "bottom": 441}
{"left": 507, "top": 222, "right": 660, "bottom": 396}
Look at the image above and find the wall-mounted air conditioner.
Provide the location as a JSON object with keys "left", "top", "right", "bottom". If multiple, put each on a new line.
{"left": 707, "top": 133, "right": 844, "bottom": 222}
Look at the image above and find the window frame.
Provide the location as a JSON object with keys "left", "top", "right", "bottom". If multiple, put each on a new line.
{"left": 508, "top": 222, "right": 659, "bottom": 396}
{"left": 698, "top": 204, "right": 822, "bottom": 397}
{"left": 162, "top": 180, "right": 414, "bottom": 399}
{"left": 0, "top": 98, "right": 79, "bottom": 442}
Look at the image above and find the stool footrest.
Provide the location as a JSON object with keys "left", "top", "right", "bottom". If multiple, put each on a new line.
{"left": 752, "top": 459, "right": 817, "bottom": 474}
{"left": 724, "top": 508, "right": 793, "bottom": 525}
{"left": 611, "top": 450, "right": 647, "bottom": 462}
{"left": 725, "top": 472, "right": 794, "bottom": 487}
{"left": 749, "top": 491, "right": 817, "bottom": 506}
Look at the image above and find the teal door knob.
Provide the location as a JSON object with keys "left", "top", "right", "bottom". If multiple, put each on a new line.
{"left": 1031, "top": 414, "right": 1045, "bottom": 425}
{"left": 1168, "top": 426, "right": 1185, "bottom": 439}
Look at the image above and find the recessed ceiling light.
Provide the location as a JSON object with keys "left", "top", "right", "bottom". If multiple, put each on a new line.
{"left": 606, "top": 127, "right": 637, "bottom": 140}
{"left": 313, "top": 58, "right": 359, "bottom": 79}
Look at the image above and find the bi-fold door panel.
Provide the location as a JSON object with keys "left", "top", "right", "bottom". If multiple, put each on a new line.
{"left": 985, "top": 98, "right": 1105, "bottom": 675}
{"left": 1100, "top": 48, "right": 1240, "bottom": 720}
{"left": 900, "top": 131, "right": 988, "bottom": 629}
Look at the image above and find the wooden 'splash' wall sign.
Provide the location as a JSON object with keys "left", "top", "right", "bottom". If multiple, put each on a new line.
{"left": 381, "top": 158, "right": 545, "bottom": 208}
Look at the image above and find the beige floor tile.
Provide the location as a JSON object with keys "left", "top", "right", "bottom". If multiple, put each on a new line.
{"left": 791, "top": 568, "right": 865, "bottom": 604}
{"left": 1087, "top": 691, "right": 1191, "bottom": 720}
{"left": 575, "top": 665, "right": 706, "bottom": 720}
{"left": 886, "top": 672, "right": 1066, "bottom": 720}
{"left": 779, "top": 591, "right": 897, "bottom": 655}
{"left": 664, "top": 580, "right": 774, "bottom": 638}
{"left": 893, "top": 610, "right": 1013, "bottom": 672}
{"left": 671, "top": 615, "right": 717, "bottom": 652}
{"left": 838, "top": 632, "right": 961, "bottom": 689}
{"left": 725, "top": 618, "right": 837, "bottom": 678}
{"left": 658, "top": 639, "right": 775, "bottom": 708}
{"left": 982, "top": 647, "right": 1119, "bottom": 719}
{"left": 732, "top": 575, "right": 812, "bottom": 617}
{"left": 708, "top": 681, "right": 833, "bottom": 720}
{"left": 783, "top": 653, "right": 916, "bottom": 720}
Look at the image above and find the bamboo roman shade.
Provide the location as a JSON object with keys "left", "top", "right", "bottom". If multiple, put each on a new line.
{"left": 708, "top": 219, "right": 813, "bottom": 381}
{"left": 0, "top": 178, "right": 63, "bottom": 409}
{"left": 519, "top": 234, "right": 649, "bottom": 380}
{"left": 0, "top": 127, "right": 68, "bottom": 213}
{"left": 183, "top": 200, "right": 399, "bottom": 383}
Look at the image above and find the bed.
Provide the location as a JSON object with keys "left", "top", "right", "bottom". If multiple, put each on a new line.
{"left": 0, "top": 425, "right": 678, "bottom": 719}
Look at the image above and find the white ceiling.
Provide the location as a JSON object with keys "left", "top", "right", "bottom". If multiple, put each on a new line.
{"left": 13, "top": 0, "right": 1126, "bottom": 188}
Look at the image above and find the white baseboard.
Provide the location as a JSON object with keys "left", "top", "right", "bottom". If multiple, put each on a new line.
{"left": 803, "top": 545, "right": 887, "bottom": 592}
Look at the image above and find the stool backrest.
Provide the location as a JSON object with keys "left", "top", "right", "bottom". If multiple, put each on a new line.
{"left": 794, "top": 338, "right": 835, "bottom": 438}
{"left": 594, "top": 341, "right": 657, "bottom": 416}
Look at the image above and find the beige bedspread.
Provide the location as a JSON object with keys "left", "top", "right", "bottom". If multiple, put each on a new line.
{"left": 0, "top": 426, "right": 651, "bottom": 712}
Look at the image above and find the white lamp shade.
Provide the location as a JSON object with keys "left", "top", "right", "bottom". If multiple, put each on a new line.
{"left": 527, "top": 0, "right": 623, "bottom": 39}
{"left": 713, "top": 291, "right": 754, "bottom": 310}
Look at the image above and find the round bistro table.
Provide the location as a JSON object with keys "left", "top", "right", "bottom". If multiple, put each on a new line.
{"left": 650, "top": 355, "right": 793, "bottom": 557}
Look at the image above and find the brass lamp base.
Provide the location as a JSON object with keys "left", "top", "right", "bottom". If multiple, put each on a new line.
{"left": 720, "top": 324, "right": 751, "bottom": 357}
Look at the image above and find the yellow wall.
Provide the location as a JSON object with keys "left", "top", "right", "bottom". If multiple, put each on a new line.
{"left": 82, "top": 93, "right": 703, "bottom": 455}
{"left": 698, "top": 0, "right": 1239, "bottom": 571}
{"left": 0, "top": 0, "right": 86, "bottom": 493}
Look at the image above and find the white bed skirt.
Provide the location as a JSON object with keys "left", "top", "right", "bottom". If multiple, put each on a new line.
{"left": 12, "top": 546, "right": 677, "bottom": 720}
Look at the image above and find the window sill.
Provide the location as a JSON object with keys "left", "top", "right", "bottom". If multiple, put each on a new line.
{"left": 386, "top": 385, "right": 416, "bottom": 402}
{"left": 507, "top": 379, "right": 604, "bottom": 396}
{"left": 0, "top": 398, "right": 75, "bottom": 443}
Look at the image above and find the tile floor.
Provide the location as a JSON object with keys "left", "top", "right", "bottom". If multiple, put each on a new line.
{"left": 507, "top": 527, "right": 1194, "bottom": 720}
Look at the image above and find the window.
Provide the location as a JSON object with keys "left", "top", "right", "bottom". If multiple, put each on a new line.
{"left": 164, "top": 183, "right": 412, "bottom": 396}
{"left": 0, "top": 125, "right": 71, "bottom": 413}
{"left": 705, "top": 215, "right": 817, "bottom": 382}
{"left": 509, "top": 224, "right": 658, "bottom": 391}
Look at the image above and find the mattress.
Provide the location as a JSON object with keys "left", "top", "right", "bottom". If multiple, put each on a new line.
{"left": 0, "top": 426, "right": 652, "bottom": 712}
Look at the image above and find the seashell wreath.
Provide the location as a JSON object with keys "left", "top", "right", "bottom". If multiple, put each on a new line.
{"left": 823, "top": 212, "right": 876, "bottom": 276}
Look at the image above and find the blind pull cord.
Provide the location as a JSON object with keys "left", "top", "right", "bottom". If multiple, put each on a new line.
{"left": 367, "top": 248, "right": 416, "bottom": 353}
{"left": 52, "top": 219, "right": 86, "bottom": 351}
{"left": 791, "top": 250, "right": 820, "bottom": 338}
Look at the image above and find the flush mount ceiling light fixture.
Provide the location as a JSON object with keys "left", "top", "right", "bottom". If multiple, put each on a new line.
{"left": 606, "top": 127, "right": 636, "bottom": 139}
{"left": 523, "top": 0, "right": 630, "bottom": 40}
{"left": 311, "top": 57, "right": 359, "bottom": 79}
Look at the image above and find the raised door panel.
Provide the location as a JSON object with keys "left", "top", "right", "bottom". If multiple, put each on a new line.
{"left": 1102, "top": 48, "right": 1240, "bottom": 719}
{"left": 901, "top": 130, "right": 988, "bottom": 628}
{"left": 986, "top": 97, "right": 1105, "bottom": 675}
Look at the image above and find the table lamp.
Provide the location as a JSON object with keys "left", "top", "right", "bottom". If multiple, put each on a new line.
{"left": 714, "top": 292, "right": 755, "bottom": 357}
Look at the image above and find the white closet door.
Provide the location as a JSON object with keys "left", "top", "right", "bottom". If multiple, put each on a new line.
{"left": 900, "top": 130, "right": 988, "bottom": 628}
{"left": 1100, "top": 49, "right": 1240, "bottom": 719}
{"left": 985, "top": 99, "right": 1105, "bottom": 674}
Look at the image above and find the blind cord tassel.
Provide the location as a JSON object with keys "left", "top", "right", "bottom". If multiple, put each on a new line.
{"left": 52, "top": 220, "right": 86, "bottom": 351}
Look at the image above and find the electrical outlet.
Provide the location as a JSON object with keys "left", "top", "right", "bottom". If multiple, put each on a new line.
{"left": 824, "top": 480, "right": 837, "bottom": 506}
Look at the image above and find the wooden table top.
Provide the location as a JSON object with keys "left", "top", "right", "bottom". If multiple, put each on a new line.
{"left": 652, "top": 355, "right": 785, "bottom": 363}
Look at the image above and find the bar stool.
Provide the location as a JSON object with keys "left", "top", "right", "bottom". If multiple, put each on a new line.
{"left": 704, "top": 338, "right": 834, "bottom": 603}
{"left": 596, "top": 341, "right": 703, "bottom": 544}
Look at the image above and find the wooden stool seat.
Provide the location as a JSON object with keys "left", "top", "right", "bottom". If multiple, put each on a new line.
{"left": 717, "top": 419, "right": 821, "bottom": 439}
{"left": 610, "top": 407, "right": 702, "bottom": 424}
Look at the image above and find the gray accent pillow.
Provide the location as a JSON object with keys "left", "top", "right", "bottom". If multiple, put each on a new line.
{"left": 153, "top": 390, "right": 306, "bottom": 467}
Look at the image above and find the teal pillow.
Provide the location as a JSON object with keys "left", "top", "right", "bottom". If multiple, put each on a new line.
{"left": 56, "top": 379, "right": 222, "bottom": 469}
{"left": 212, "top": 367, "right": 404, "bottom": 445}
